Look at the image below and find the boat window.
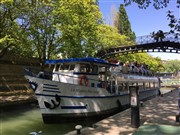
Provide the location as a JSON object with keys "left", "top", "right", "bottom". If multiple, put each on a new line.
{"left": 99, "top": 67, "right": 105, "bottom": 72}
{"left": 99, "top": 73, "right": 105, "bottom": 81}
{"left": 145, "top": 82, "right": 149, "bottom": 88}
{"left": 154, "top": 82, "right": 158, "bottom": 88}
{"left": 80, "top": 64, "right": 91, "bottom": 73}
{"left": 55, "top": 64, "right": 60, "bottom": 71}
{"left": 138, "top": 82, "right": 144, "bottom": 90}
{"left": 92, "top": 65, "right": 98, "bottom": 73}
{"left": 149, "top": 82, "right": 153, "bottom": 88}
{"left": 60, "top": 63, "right": 70, "bottom": 70}
{"left": 74, "top": 64, "right": 80, "bottom": 72}
{"left": 69, "top": 64, "right": 75, "bottom": 70}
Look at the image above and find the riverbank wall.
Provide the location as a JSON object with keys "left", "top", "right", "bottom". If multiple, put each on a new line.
{"left": 0, "top": 55, "right": 40, "bottom": 107}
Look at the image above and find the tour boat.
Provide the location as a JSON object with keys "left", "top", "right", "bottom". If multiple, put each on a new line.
{"left": 24, "top": 57, "right": 160, "bottom": 123}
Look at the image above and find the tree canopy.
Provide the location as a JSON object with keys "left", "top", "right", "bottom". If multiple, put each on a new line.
{"left": 0, "top": 0, "right": 177, "bottom": 74}
{"left": 117, "top": 4, "right": 136, "bottom": 41}
{"left": 123, "top": 0, "right": 180, "bottom": 38}
{"left": 124, "top": 0, "right": 180, "bottom": 9}
{"left": 162, "top": 60, "right": 180, "bottom": 73}
{"left": 0, "top": 0, "right": 134, "bottom": 68}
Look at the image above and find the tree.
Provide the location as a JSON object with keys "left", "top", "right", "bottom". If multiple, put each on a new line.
{"left": 119, "top": 53, "right": 164, "bottom": 73}
{"left": 0, "top": 0, "right": 33, "bottom": 58}
{"left": 18, "top": 1, "right": 59, "bottom": 68}
{"left": 123, "top": 0, "right": 180, "bottom": 38}
{"left": 95, "top": 24, "right": 134, "bottom": 57}
{"left": 117, "top": 4, "right": 136, "bottom": 41}
{"left": 111, "top": 5, "right": 118, "bottom": 29}
{"left": 124, "top": 0, "right": 180, "bottom": 9}
{"left": 54, "top": 0, "right": 102, "bottom": 58}
{"left": 167, "top": 10, "right": 180, "bottom": 38}
{"left": 163, "top": 60, "right": 180, "bottom": 73}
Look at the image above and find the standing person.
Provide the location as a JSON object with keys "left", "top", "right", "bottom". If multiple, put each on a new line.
{"left": 152, "top": 31, "right": 159, "bottom": 42}
{"left": 159, "top": 30, "right": 165, "bottom": 42}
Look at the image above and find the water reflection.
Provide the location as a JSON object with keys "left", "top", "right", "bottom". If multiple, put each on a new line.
{"left": 0, "top": 105, "right": 94, "bottom": 135}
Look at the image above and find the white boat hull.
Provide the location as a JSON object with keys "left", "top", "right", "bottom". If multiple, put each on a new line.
{"left": 25, "top": 75, "right": 158, "bottom": 123}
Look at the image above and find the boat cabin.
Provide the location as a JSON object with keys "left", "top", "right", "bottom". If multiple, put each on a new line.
{"left": 45, "top": 58, "right": 159, "bottom": 95}
{"left": 46, "top": 58, "right": 117, "bottom": 88}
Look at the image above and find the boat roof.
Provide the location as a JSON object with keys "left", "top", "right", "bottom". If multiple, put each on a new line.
{"left": 46, "top": 57, "right": 118, "bottom": 66}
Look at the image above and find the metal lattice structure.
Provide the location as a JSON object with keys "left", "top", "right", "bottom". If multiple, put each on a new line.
{"left": 98, "top": 33, "right": 180, "bottom": 59}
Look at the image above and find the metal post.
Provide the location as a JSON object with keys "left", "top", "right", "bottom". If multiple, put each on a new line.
{"left": 130, "top": 86, "right": 140, "bottom": 128}
{"left": 176, "top": 97, "right": 180, "bottom": 122}
{"left": 75, "top": 125, "right": 82, "bottom": 135}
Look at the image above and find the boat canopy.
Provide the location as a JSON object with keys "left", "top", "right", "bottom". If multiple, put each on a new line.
{"left": 46, "top": 57, "right": 118, "bottom": 66}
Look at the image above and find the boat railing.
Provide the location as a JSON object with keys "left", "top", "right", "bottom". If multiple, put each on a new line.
{"left": 112, "top": 65, "right": 154, "bottom": 77}
{"left": 24, "top": 67, "right": 105, "bottom": 86}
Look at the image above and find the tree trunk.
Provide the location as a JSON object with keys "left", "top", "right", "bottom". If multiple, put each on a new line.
{"left": 0, "top": 44, "right": 14, "bottom": 58}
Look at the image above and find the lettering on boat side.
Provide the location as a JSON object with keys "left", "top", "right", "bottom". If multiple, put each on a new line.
{"left": 70, "top": 88, "right": 99, "bottom": 94}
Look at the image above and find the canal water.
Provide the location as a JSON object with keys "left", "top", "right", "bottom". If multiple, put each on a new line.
{"left": 0, "top": 88, "right": 175, "bottom": 135}
{"left": 0, "top": 104, "right": 96, "bottom": 135}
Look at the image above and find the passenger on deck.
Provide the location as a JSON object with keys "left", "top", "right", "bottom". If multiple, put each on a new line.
{"left": 130, "top": 62, "right": 139, "bottom": 74}
{"left": 137, "top": 63, "right": 143, "bottom": 75}
{"left": 158, "top": 30, "right": 165, "bottom": 42}
{"left": 122, "top": 62, "right": 129, "bottom": 74}
{"left": 134, "top": 61, "right": 139, "bottom": 73}
{"left": 130, "top": 62, "right": 135, "bottom": 73}
{"left": 114, "top": 61, "right": 123, "bottom": 72}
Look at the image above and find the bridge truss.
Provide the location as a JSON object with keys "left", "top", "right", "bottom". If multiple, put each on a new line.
{"left": 98, "top": 33, "right": 180, "bottom": 59}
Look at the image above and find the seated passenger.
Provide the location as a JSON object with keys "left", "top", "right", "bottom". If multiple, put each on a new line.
{"left": 113, "top": 62, "right": 122, "bottom": 73}
{"left": 130, "top": 62, "right": 135, "bottom": 73}
{"left": 122, "top": 64, "right": 129, "bottom": 74}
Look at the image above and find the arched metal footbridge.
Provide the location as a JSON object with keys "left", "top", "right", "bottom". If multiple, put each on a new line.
{"left": 97, "top": 33, "right": 180, "bottom": 59}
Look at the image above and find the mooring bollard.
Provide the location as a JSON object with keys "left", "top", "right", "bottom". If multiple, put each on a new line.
{"left": 176, "top": 112, "right": 179, "bottom": 123}
{"left": 177, "top": 96, "right": 180, "bottom": 123}
{"left": 140, "top": 101, "right": 143, "bottom": 107}
{"left": 75, "top": 125, "right": 82, "bottom": 135}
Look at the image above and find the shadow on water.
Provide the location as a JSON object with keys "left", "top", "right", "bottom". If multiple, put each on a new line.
{"left": 0, "top": 104, "right": 97, "bottom": 135}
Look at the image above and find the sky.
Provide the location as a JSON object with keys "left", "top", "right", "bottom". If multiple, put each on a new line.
{"left": 98, "top": 0, "right": 180, "bottom": 60}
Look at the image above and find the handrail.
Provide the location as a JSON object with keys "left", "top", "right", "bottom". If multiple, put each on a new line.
{"left": 136, "top": 33, "right": 180, "bottom": 45}
{"left": 24, "top": 67, "right": 101, "bottom": 83}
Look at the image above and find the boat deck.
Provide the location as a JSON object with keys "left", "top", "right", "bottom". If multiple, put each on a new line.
{"left": 66, "top": 88, "right": 180, "bottom": 135}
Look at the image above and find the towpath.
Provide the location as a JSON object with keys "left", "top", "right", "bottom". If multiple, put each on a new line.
{"left": 66, "top": 88, "right": 180, "bottom": 135}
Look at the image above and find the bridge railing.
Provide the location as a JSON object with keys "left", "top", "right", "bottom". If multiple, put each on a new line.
{"left": 136, "top": 33, "right": 180, "bottom": 45}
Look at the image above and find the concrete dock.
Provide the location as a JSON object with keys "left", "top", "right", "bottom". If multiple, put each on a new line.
{"left": 66, "top": 88, "right": 180, "bottom": 135}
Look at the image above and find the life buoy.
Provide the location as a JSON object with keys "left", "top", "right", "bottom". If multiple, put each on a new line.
{"left": 79, "top": 75, "right": 89, "bottom": 86}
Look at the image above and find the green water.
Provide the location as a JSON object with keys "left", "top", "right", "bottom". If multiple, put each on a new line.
{"left": 0, "top": 88, "right": 174, "bottom": 135}
{"left": 0, "top": 105, "right": 94, "bottom": 135}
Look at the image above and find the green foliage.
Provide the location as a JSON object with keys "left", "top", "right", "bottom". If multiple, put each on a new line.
{"left": 118, "top": 53, "right": 163, "bottom": 73}
{"left": 124, "top": 0, "right": 180, "bottom": 9}
{"left": 1, "top": 0, "right": 133, "bottom": 66}
{"left": 167, "top": 10, "right": 180, "bottom": 38}
{"left": 95, "top": 24, "right": 134, "bottom": 57}
{"left": 117, "top": 4, "right": 136, "bottom": 41}
{"left": 19, "top": 1, "right": 59, "bottom": 67}
{"left": 53, "top": 0, "right": 102, "bottom": 58}
{"left": 123, "top": 0, "right": 179, "bottom": 39}
{"left": 0, "top": 0, "right": 173, "bottom": 75}
{"left": 162, "top": 60, "right": 180, "bottom": 73}
{"left": 0, "top": 0, "right": 33, "bottom": 58}
{"left": 96, "top": 24, "right": 133, "bottom": 48}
